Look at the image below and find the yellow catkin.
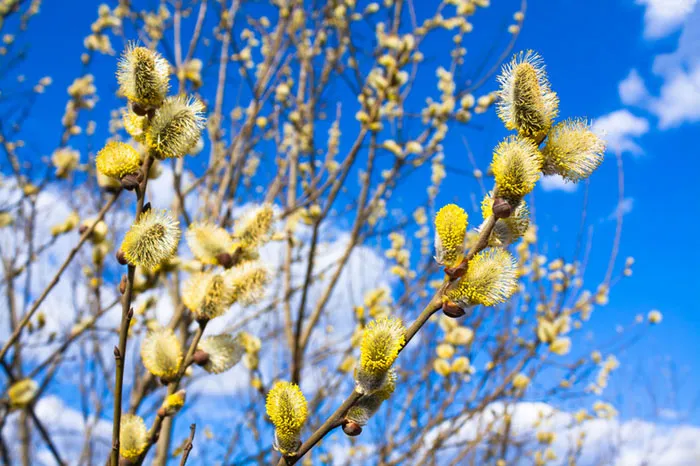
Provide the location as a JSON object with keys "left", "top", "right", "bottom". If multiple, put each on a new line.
{"left": 447, "top": 248, "right": 518, "bottom": 308}
{"left": 434, "top": 204, "right": 468, "bottom": 267}
{"left": 197, "top": 334, "right": 245, "bottom": 374}
{"left": 185, "top": 221, "right": 235, "bottom": 264}
{"left": 140, "top": 328, "right": 183, "bottom": 379}
{"left": 497, "top": 50, "right": 559, "bottom": 141}
{"left": 119, "top": 414, "right": 148, "bottom": 459}
{"left": 117, "top": 43, "right": 170, "bottom": 107}
{"left": 146, "top": 95, "right": 205, "bottom": 159}
{"left": 542, "top": 119, "right": 606, "bottom": 182}
{"left": 121, "top": 209, "right": 180, "bottom": 271}
{"left": 491, "top": 136, "right": 543, "bottom": 200}
{"left": 266, "top": 381, "right": 308, "bottom": 455}
{"left": 96, "top": 141, "right": 142, "bottom": 179}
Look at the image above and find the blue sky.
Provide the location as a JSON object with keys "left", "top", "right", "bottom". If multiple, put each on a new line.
{"left": 2, "top": 0, "right": 700, "bottom": 461}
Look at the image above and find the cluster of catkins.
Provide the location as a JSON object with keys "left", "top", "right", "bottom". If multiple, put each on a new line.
{"left": 91, "top": 43, "right": 275, "bottom": 462}
{"left": 264, "top": 50, "right": 606, "bottom": 459}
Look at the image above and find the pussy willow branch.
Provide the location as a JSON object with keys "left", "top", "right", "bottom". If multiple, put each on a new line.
{"left": 0, "top": 190, "right": 122, "bottom": 362}
{"left": 109, "top": 155, "right": 154, "bottom": 466}
{"left": 275, "top": 214, "right": 502, "bottom": 465}
{"left": 179, "top": 424, "right": 196, "bottom": 466}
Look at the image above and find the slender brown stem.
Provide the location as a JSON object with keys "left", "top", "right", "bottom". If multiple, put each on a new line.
{"left": 0, "top": 191, "right": 122, "bottom": 362}
{"left": 179, "top": 424, "right": 196, "bottom": 466}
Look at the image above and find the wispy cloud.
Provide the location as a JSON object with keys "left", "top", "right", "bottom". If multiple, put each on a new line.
{"left": 636, "top": 0, "right": 697, "bottom": 39}
{"left": 593, "top": 110, "right": 649, "bottom": 155}
{"left": 540, "top": 174, "right": 578, "bottom": 193}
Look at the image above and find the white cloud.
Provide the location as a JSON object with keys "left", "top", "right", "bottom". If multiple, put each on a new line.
{"left": 540, "top": 175, "right": 578, "bottom": 193}
{"left": 415, "top": 401, "right": 700, "bottom": 466}
{"left": 636, "top": 0, "right": 697, "bottom": 39}
{"left": 609, "top": 197, "right": 635, "bottom": 220}
{"left": 651, "top": 62, "right": 700, "bottom": 128}
{"left": 593, "top": 110, "right": 649, "bottom": 155}
{"left": 624, "top": 4, "right": 700, "bottom": 128}
{"left": 619, "top": 69, "right": 649, "bottom": 106}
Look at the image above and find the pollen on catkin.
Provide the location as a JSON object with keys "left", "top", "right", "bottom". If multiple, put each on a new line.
{"left": 185, "top": 221, "right": 235, "bottom": 264}
{"left": 147, "top": 95, "right": 205, "bottom": 159}
{"left": 223, "top": 260, "right": 270, "bottom": 305}
{"left": 160, "top": 390, "right": 186, "bottom": 416}
{"left": 96, "top": 141, "right": 142, "bottom": 180}
{"left": 197, "top": 334, "right": 245, "bottom": 374}
{"left": 497, "top": 50, "right": 559, "bottom": 141}
{"left": 119, "top": 414, "right": 148, "bottom": 460}
{"left": 434, "top": 204, "right": 468, "bottom": 267}
{"left": 182, "top": 272, "right": 235, "bottom": 320}
{"left": 233, "top": 204, "right": 274, "bottom": 249}
{"left": 266, "top": 381, "right": 308, "bottom": 456}
{"left": 122, "top": 109, "right": 148, "bottom": 142}
{"left": 446, "top": 248, "right": 518, "bottom": 308}
{"left": 117, "top": 44, "right": 170, "bottom": 108}
{"left": 140, "top": 328, "right": 183, "bottom": 380}
{"left": 121, "top": 209, "right": 180, "bottom": 271}
{"left": 542, "top": 119, "right": 605, "bottom": 182}
{"left": 346, "top": 369, "right": 397, "bottom": 426}
{"left": 356, "top": 317, "right": 405, "bottom": 394}
{"left": 7, "top": 378, "right": 39, "bottom": 409}
{"left": 480, "top": 193, "right": 530, "bottom": 246}
{"left": 491, "top": 136, "right": 543, "bottom": 200}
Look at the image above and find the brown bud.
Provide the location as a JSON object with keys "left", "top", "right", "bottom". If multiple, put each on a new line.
{"left": 131, "top": 102, "right": 149, "bottom": 116}
{"left": 119, "top": 275, "right": 127, "bottom": 294}
{"left": 114, "top": 346, "right": 121, "bottom": 359}
{"left": 442, "top": 300, "right": 465, "bottom": 318}
{"left": 444, "top": 260, "right": 468, "bottom": 280}
{"left": 216, "top": 252, "right": 234, "bottom": 269}
{"left": 157, "top": 407, "right": 167, "bottom": 418}
{"left": 492, "top": 198, "right": 513, "bottom": 219}
{"left": 192, "top": 349, "right": 209, "bottom": 367}
{"left": 119, "top": 457, "right": 135, "bottom": 466}
{"left": 120, "top": 173, "right": 141, "bottom": 191}
{"left": 116, "top": 250, "right": 128, "bottom": 266}
{"left": 127, "top": 307, "right": 134, "bottom": 320}
{"left": 343, "top": 421, "right": 363, "bottom": 436}
{"left": 142, "top": 202, "right": 151, "bottom": 213}
{"left": 78, "top": 225, "right": 88, "bottom": 235}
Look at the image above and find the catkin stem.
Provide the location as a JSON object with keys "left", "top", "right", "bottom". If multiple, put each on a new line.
{"left": 109, "top": 155, "right": 154, "bottom": 466}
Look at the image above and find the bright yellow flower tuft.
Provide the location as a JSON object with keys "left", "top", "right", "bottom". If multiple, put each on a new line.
{"left": 550, "top": 337, "right": 571, "bottom": 355}
{"left": 542, "top": 119, "right": 605, "bottom": 182}
{"left": 497, "top": 50, "right": 559, "bottom": 141}
{"left": 223, "top": 260, "right": 270, "bottom": 305}
{"left": 119, "top": 414, "right": 148, "bottom": 460}
{"left": 7, "top": 378, "right": 38, "bottom": 409}
{"left": 648, "top": 309, "right": 663, "bottom": 324}
{"left": 147, "top": 95, "right": 205, "bottom": 159}
{"left": 185, "top": 222, "right": 235, "bottom": 264}
{"left": 359, "top": 317, "right": 406, "bottom": 375}
{"left": 122, "top": 109, "right": 148, "bottom": 142}
{"left": 140, "top": 328, "right": 183, "bottom": 379}
{"left": 197, "top": 334, "right": 245, "bottom": 374}
{"left": 52, "top": 147, "right": 79, "bottom": 178}
{"left": 96, "top": 141, "right": 142, "bottom": 180}
{"left": 512, "top": 373, "right": 530, "bottom": 390}
{"left": 182, "top": 272, "right": 235, "bottom": 320}
{"left": 491, "top": 136, "right": 543, "bottom": 200}
{"left": 266, "top": 381, "right": 308, "bottom": 455}
{"left": 160, "top": 390, "right": 186, "bottom": 417}
{"left": 117, "top": 43, "right": 170, "bottom": 107}
{"left": 447, "top": 248, "right": 518, "bottom": 308}
{"left": 233, "top": 204, "right": 274, "bottom": 249}
{"left": 121, "top": 209, "right": 180, "bottom": 271}
{"left": 434, "top": 204, "right": 468, "bottom": 267}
